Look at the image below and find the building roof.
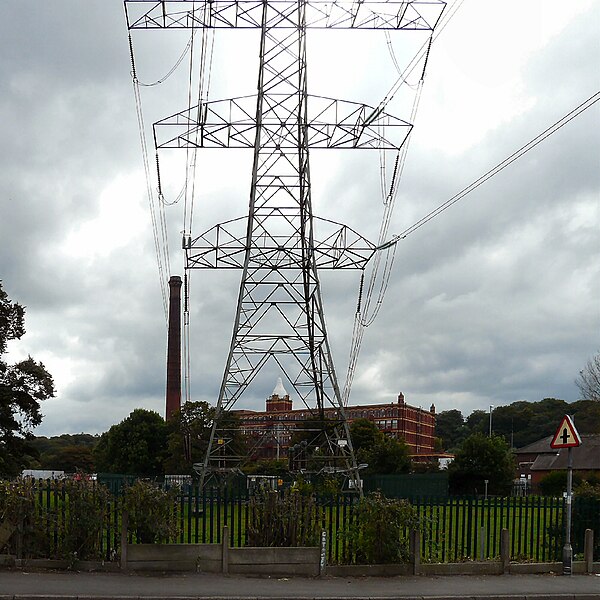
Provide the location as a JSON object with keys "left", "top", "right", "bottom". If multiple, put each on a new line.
{"left": 272, "top": 377, "right": 288, "bottom": 397}
{"left": 529, "top": 434, "right": 600, "bottom": 471}
{"left": 515, "top": 435, "right": 555, "bottom": 455}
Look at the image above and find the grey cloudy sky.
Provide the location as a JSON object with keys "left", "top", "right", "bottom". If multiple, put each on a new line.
{"left": 1, "top": 1, "right": 598, "bottom": 436}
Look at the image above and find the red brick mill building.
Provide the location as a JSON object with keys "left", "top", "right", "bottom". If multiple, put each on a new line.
{"left": 234, "top": 379, "right": 437, "bottom": 463}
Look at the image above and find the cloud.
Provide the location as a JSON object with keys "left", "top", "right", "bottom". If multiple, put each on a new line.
{"left": 0, "top": 1, "right": 598, "bottom": 436}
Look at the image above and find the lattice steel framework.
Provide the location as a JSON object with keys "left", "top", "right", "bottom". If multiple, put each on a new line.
{"left": 126, "top": 0, "right": 445, "bottom": 487}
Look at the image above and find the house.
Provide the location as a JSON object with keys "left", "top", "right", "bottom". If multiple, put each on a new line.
{"left": 514, "top": 434, "right": 600, "bottom": 490}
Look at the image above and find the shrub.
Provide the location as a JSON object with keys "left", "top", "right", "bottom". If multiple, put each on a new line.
{"left": 61, "top": 478, "right": 111, "bottom": 560}
{"left": 0, "top": 478, "right": 47, "bottom": 556}
{"left": 247, "top": 488, "right": 319, "bottom": 547}
{"left": 573, "top": 481, "right": 600, "bottom": 560}
{"left": 122, "top": 480, "right": 179, "bottom": 543}
{"left": 346, "top": 491, "right": 419, "bottom": 564}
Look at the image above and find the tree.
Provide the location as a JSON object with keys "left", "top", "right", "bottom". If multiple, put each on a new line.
{"left": 435, "top": 409, "right": 467, "bottom": 451}
{"left": 349, "top": 418, "right": 411, "bottom": 475}
{"left": 164, "top": 401, "right": 214, "bottom": 473}
{"left": 349, "top": 418, "right": 381, "bottom": 455}
{"left": 365, "top": 435, "right": 412, "bottom": 475}
{"left": 448, "top": 433, "right": 515, "bottom": 496}
{"left": 50, "top": 445, "right": 95, "bottom": 473}
{"left": 93, "top": 408, "right": 168, "bottom": 475}
{"left": 576, "top": 353, "right": 600, "bottom": 401}
{"left": 0, "top": 282, "right": 55, "bottom": 477}
{"left": 465, "top": 410, "right": 488, "bottom": 436}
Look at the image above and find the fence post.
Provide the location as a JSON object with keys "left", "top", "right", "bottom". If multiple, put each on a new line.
{"left": 584, "top": 529, "right": 593, "bottom": 574}
{"left": 120, "top": 510, "right": 128, "bottom": 571}
{"left": 410, "top": 530, "right": 420, "bottom": 576}
{"left": 479, "top": 526, "right": 486, "bottom": 561}
{"left": 222, "top": 525, "right": 229, "bottom": 574}
{"left": 500, "top": 528, "right": 510, "bottom": 574}
{"left": 16, "top": 517, "right": 24, "bottom": 561}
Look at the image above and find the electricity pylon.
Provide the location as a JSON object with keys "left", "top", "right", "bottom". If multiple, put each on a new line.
{"left": 125, "top": 0, "right": 445, "bottom": 488}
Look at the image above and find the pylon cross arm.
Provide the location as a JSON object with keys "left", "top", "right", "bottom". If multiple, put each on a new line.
{"left": 154, "top": 95, "right": 412, "bottom": 150}
{"left": 186, "top": 216, "right": 375, "bottom": 269}
{"left": 126, "top": 0, "right": 445, "bottom": 31}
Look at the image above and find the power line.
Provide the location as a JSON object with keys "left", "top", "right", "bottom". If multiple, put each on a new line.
{"left": 378, "top": 89, "right": 600, "bottom": 251}
{"left": 128, "top": 32, "right": 172, "bottom": 323}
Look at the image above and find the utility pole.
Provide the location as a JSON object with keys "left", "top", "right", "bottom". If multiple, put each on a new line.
{"left": 126, "top": 0, "right": 446, "bottom": 488}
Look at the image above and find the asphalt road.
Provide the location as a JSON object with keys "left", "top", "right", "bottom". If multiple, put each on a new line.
{"left": 0, "top": 571, "right": 599, "bottom": 599}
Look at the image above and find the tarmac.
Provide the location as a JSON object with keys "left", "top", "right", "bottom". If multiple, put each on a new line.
{"left": 0, "top": 570, "right": 599, "bottom": 600}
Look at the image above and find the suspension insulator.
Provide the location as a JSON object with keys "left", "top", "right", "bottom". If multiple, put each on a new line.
{"left": 356, "top": 271, "right": 365, "bottom": 314}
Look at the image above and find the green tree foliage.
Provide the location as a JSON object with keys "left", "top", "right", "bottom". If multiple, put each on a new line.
{"left": 93, "top": 409, "right": 167, "bottom": 475}
{"left": 0, "top": 282, "right": 55, "bottom": 477}
{"left": 465, "top": 409, "right": 489, "bottom": 436}
{"left": 455, "top": 398, "right": 599, "bottom": 450}
{"left": 569, "top": 400, "right": 600, "bottom": 434}
{"left": 30, "top": 434, "right": 98, "bottom": 472}
{"left": 448, "top": 433, "right": 515, "bottom": 495}
{"left": 435, "top": 409, "right": 467, "bottom": 451}
{"left": 349, "top": 418, "right": 380, "bottom": 454}
{"left": 164, "top": 400, "right": 214, "bottom": 474}
{"left": 366, "top": 436, "right": 412, "bottom": 475}
{"left": 51, "top": 446, "right": 95, "bottom": 473}
{"left": 349, "top": 418, "right": 411, "bottom": 475}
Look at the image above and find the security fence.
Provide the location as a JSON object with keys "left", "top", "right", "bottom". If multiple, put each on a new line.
{"left": 1, "top": 478, "right": 598, "bottom": 564}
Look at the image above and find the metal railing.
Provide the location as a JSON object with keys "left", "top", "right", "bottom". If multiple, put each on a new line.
{"left": 3, "top": 478, "right": 598, "bottom": 564}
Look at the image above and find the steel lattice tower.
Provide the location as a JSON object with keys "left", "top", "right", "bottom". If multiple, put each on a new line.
{"left": 126, "top": 0, "right": 445, "bottom": 487}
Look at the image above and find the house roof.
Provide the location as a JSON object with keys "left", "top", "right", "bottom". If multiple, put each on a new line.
{"left": 515, "top": 435, "right": 555, "bottom": 455}
{"left": 529, "top": 434, "right": 600, "bottom": 471}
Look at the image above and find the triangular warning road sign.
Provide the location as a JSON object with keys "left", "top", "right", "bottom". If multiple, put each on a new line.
{"left": 550, "top": 415, "right": 582, "bottom": 449}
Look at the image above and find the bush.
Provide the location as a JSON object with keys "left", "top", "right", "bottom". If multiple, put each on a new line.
{"left": 247, "top": 489, "right": 319, "bottom": 547}
{"left": 123, "top": 480, "right": 179, "bottom": 543}
{"left": 0, "top": 477, "right": 110, "bottom": 560}
{"left": 573, "top": 481, "right": 600, "bottom": 560}
{"left": 0, "top": 478, "right": 47, "bottom": 557}
{"left": 61, "top": 478, "right": 111, "bottom": 560}
{"left": 537, "top": 470, "right": 598, "bottom": 496}
{"left": 346, "top": 491, "right": 419, "bottom": 564}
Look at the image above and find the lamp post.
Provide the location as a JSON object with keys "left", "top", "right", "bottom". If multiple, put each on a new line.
{"left": 489, "top": 405, "right": 494, "bottom": 437}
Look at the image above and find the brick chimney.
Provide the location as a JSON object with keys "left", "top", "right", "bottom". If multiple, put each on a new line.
{"left": 165, "top": 275, "right": 182, "bottom": 421}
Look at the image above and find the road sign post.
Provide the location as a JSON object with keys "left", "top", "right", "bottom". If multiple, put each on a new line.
{"left": 562, "top": 446, "right": 573, "bottom": 576}
{"left": 550, "top": 415, "right": 581, "bottom": 577}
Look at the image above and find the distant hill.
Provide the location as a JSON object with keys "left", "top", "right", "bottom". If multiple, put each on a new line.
{"left": 436, "top": 398, "right": 600, "bottom": 452}
{"left": 29, "top": 433, "right": 99, "bottom": 473}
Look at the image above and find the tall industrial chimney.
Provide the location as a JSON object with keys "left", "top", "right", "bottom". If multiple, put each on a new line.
{"left": 165, "top": 275, "right": 182, "bottom": 421}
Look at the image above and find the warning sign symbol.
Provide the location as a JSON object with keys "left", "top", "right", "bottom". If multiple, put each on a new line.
{"left": 550, "top": 415, "right": 582, "bottom": 449}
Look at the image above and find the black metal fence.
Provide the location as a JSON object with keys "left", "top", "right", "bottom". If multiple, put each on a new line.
{"left": 2, "top": 479, "right": 598, "bottom": 564}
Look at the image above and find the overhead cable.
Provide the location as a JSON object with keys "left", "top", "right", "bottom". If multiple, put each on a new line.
{"left": 128, "top": 33, "right": 171, "bottom": 322}
{"left": 378, "top": 89, "right": 600, "bottom": 251}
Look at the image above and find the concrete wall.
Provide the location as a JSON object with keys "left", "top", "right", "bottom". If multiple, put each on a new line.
{"left": 127, "top": 543, "right": 222, "bottom": 572}
{"left": 229, "top": 546, "right": 320, "bottom": 576}
{"left": 125, "top": 542, "right": 320, "bottom": 576}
